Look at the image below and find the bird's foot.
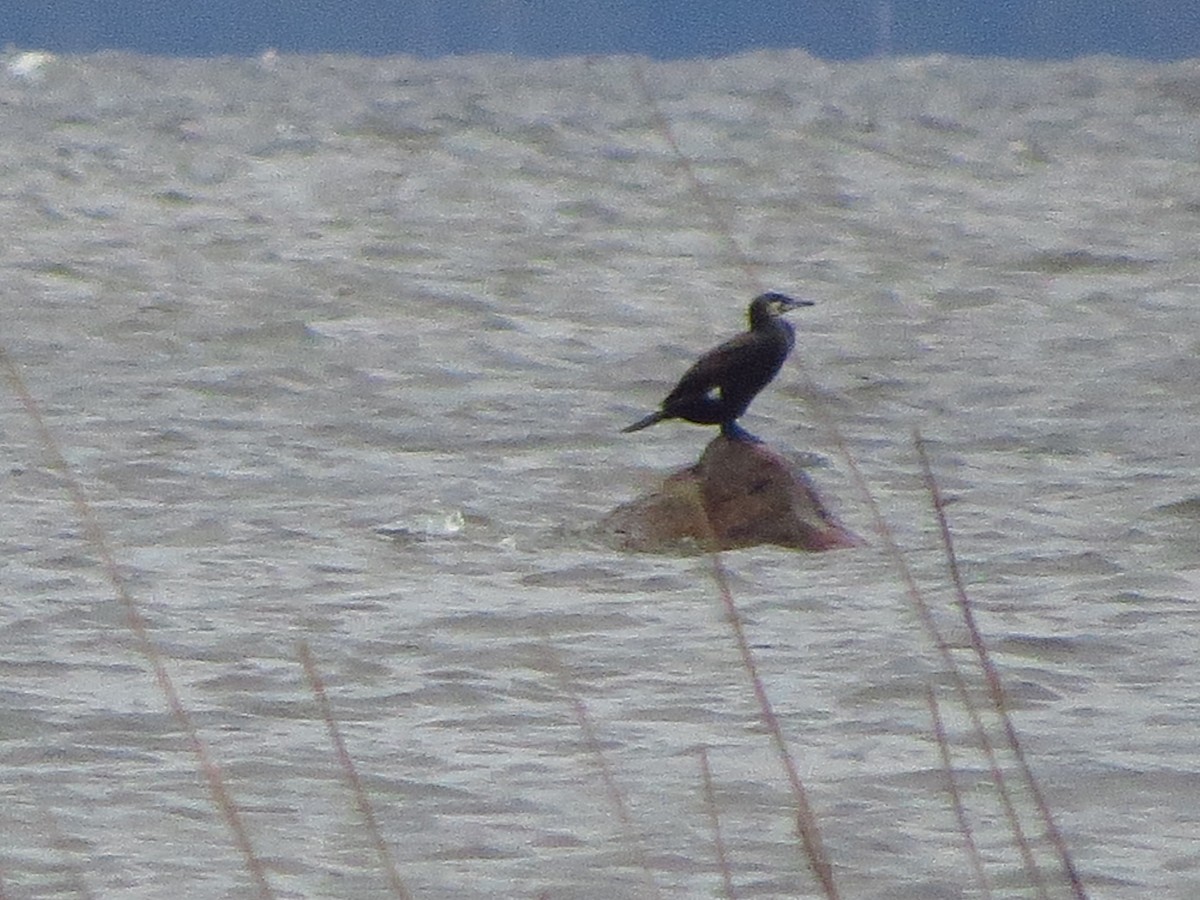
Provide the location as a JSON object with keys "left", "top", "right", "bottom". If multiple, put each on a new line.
{"left": 720, "top": 422, "right": 762, "bottom": 443}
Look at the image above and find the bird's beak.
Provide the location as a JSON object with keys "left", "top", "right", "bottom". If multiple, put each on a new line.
{"left": 780, "top": 295, "right": 815, "bottom": 312}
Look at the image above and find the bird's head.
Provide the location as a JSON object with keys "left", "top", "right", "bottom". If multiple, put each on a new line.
{"left": 749, "top": 292, "right": 814, "bottom": 326}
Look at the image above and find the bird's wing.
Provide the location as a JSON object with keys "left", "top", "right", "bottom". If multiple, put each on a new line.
{"left": 663, "top": 332, "right": 759, "bottom": 403}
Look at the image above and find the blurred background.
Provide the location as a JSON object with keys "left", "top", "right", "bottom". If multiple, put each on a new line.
{"left": 2, "top": 0, "right": 1198, "bottom": 60}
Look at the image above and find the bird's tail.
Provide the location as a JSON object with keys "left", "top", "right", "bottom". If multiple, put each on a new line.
{"left": 621, "top": 411, "right": 666, "bottom": 433}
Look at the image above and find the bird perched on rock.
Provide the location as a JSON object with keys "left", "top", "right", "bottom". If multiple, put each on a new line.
{"left": 621, "top": 291, "right": 812, "bottom": 442}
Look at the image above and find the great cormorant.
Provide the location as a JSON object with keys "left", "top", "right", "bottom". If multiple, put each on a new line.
{"left": 621, "top": 292, "right": 812, "bottom": 441}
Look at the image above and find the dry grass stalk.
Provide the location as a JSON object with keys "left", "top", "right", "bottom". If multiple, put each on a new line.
{"left": 299, "top": 642, "right": 414, "bottom": 900}
{"left": 544, "top": 644, "right": 663, "bottom": 899}
{"left": 926, "top": 685, "right": 994, "bottom": 899}
{"left": 0, "top": 347, "right": 275, "bottom": 899}
{"left": 697, "top": 746, "right": 737, "bottom": 899}
{"left": 917, "top": 434, "right": 1088, "bottom": 899}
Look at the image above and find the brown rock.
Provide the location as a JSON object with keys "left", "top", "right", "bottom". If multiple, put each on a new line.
{"left": 601, "top": 436, "right": 862, "bottom": 553}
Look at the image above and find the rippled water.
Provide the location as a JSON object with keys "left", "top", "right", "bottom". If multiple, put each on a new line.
{"left": 3, "top": 48, "right": 1200, "bottom": 898}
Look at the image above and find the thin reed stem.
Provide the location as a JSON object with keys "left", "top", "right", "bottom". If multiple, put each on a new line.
{"left": 705, "top": 550, "right": 840, "bottom": 900}
{"left": 670, "top": 474, "right": 838, "bottom": 898}
{"left": 544, "top": 645, "right": 662, "bottom": 899}
{"left": 916, "top": 433, "right": 1089, "bottom": 900}
{"left": 0, "top": 347, "right": 275, "bottom": 900}
{"left": 630, "top": 62, "right": 765, "bottom": 293}
{"left": 926, "top": 686, "right": 993, "bottom": 900}
{"left": 697, "top": 746, "right": 737, "bottom": 899}
{"left": 299, "top": 643, "right": 413, "bottom": 900}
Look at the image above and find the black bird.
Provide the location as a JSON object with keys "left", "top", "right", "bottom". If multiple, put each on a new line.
{"left": 622, "top": 291, "right": 812, "bottom": 442}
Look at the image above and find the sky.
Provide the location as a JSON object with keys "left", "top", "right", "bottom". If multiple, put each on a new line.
{"left": 1, "top": 1, "right": 1198, "bottom": 61}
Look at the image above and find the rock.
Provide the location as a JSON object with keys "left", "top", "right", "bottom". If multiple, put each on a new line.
{"left": 601, "top": 436, "right": 862, "bottom": 553}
